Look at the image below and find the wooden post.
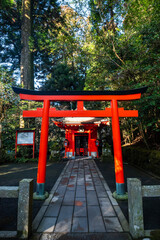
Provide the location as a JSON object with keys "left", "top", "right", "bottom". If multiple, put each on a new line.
{"left": 88, "top": 130, "right": 91, "bottom": 157}
{"left": 72, "top": 130, "right": 75, "bottom": 158}
{"left": 15, "top": 130, "right": 18, "bottom": 159}
{"left": 36, "top": 100, "right": 50, "bottom": 196}
{"left": 33, "top": 130, "right": 35, "bottom": 159}
{"left": 111, "top": 99, "right": 125, "bottom": 195}
{"left": 127, "top": 178, "right": 144, "bottom": 238}
{"left": 17, "top": 179, "right": 33, "bottom": 239}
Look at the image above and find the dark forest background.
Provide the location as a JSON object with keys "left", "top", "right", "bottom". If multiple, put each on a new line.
{"left": 0, "top": 0, "right": 160, "bottom": 163}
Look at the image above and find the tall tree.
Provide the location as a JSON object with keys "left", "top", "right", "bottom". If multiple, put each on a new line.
{"left": 0, "top": 0, "right": 62, "bottom": 87}
{"left": 20, "top": 0, "right": 34, "bottom": 89}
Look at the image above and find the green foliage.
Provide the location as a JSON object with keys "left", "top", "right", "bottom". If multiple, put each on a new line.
{"left": 48, "top": 141, "right": 61, "bottom": 162}
{"left": 0, "top": 1, "right": 21, "bottom": 72}
{"left": 1, "top": 0, "right": 160, "bottom": 152}
{"left": 15, "top": 157, "right": 38, "bottom": 163}
{"left": 84, "top": 0, "right": 160, "bottom": 149}
{"left": 0, "top": 67, "right": 20, "bottom": 152}
{"left": 0, "top": 0, "right": 62, "bottom": 79}
{"left": 122, "top": 146, "right": 160, "bottom": 175}
{"left": 0, "top": 148, "right": 14, "bottom": 163}
{"left": 43, "top": 63, "right": 84, "bottom": 91}
{"left": 1, "top": 0, "right": 16, "bottom": 7}
{"left": 101, "top": 142, "right": 113, "bottom": 162}
{"left": 0, "top": 67, "right": 42, "bottom": 158}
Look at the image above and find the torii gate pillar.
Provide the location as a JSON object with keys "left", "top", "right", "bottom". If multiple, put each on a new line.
{"left": 112, "top": 99, "right": 125, "bottom": 195}
{"left": 36, "top": 100, "right": 50, "bottom": 197}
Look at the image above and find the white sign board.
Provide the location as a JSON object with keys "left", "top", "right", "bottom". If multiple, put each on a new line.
{"left": 17, "top": 132, "right": 34, "bottom": 144}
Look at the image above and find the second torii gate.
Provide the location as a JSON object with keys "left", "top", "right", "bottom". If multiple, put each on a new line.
{"left": 13, "top": 86, "right": 147, "bottom": 199}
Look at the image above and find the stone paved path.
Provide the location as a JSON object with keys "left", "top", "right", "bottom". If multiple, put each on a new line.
{"left": 32, "top": 157, "right": 130, "bottom": 237}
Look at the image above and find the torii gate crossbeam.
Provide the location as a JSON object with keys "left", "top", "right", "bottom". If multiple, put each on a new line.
{"left": 13, "top": 87, "right": 147, "bottom": 199}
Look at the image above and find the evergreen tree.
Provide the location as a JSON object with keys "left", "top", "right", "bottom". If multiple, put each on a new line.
{"left": 21, "top": 0, "right": 34, "bottom": 89}
{"left": 0, "top": 0, "right": 62, "bottom": 88}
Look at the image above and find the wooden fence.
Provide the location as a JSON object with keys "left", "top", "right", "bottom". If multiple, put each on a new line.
{"left": 0, "top": 179, "right": 33, "bottom": 239}
{"left": 127, "top": 178, "right": 160, "bottom": 238}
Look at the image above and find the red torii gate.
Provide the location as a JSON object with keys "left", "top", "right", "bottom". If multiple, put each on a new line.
{"left": 13, "top": 86, "right": 147, "bottom": 199}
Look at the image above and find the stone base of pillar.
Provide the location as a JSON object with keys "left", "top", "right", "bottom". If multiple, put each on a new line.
{"left": 33, "top": 183, "right": 49, "bottom": 200}
{"left": 112, "top": 183, "right": 128, "bottom": 200}
{"left": 112, "top": 191, "right": 128, "bottom": 200}
{"left": 33, "top": 191, "right": 49, "bottom": 200}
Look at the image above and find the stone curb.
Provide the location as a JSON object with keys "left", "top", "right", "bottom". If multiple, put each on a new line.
{"left": 93, "top": 160, "right": 129, "bottom": 232}
{"left": 32, "top": 161, "right": 70, "bottom": 232}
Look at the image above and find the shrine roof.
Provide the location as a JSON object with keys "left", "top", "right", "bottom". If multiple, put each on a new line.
{"left": 12, "top": 86, "right": 147, "bottom": 96}
{"left": 53, "top": 119, "right": 109, "bottom": 130}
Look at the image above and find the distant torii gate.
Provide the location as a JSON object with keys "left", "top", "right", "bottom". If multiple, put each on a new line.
{"left": 13, "top": 86, "right": 147, "bottom": 198}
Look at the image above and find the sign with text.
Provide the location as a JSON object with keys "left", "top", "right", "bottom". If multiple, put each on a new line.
{"left": 15, "top": 130, "right": 35, "bottom": 159}
{"left": 17, "top": 131, "right": 34, "bottom": 145}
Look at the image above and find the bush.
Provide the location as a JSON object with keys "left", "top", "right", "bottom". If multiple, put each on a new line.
{"left": 101, "top": 143, "right": 114, "bottom": 162}
{"left": 0, "top": 148, "right": 15, "bottom": 163}
{"left": 122, "top": 146, "right": 160, "bottom": 176}
{"left": 15, "top": 157, "right": 38, "bottom": 163}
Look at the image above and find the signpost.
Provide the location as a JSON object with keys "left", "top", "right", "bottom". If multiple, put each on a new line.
{"left": 15, "top": 129, "right": 35, "bottom": 159}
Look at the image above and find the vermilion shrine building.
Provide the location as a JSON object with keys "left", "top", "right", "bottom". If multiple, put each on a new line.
{"left": 13, "top": 86, "right": 147, "bottom": 198}
{"left": 53, "top": 118, "right": 108, "bottom": 159}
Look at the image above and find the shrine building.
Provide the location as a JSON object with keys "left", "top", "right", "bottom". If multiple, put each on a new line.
{"left": 53, "top": 118, "right": 109, "bottom": 159}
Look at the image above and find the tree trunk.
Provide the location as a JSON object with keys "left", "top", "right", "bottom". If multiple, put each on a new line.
{"left": 20, "top": 0, "right": 34, "bottom": 90}
{"left": 0, "top": 99, "right": 3, "bottom": 149}
{"left": 0, "top": 123, "right": 2, "bottom": 149}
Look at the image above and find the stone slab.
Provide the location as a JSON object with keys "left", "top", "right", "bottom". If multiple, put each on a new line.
{"left": 88, "top": 206, "right": 106, "bottom": 232}
{"left": 74, "top": 199, "right": 87, "bottom": 217}
{"left": 86, "top": 182, "right": 95, "bottom": 191}
{"left": 33, "top": 158, "right": 129, "bottom": 236}
{"left": 77, "top": 178, "right": 85, "bottom": 186}
{"left": 54, "top": 186, "right": 67, "bottom": 198}
{"left": 104, "top": 217, "right": 123, "bottom": 232}
{"left": 33, "top": 206, "right": 48, "bottom": 231}
{"left": 51, "top": 196, "right": 63, "bottom": 204}
{"left": 102, "top": 181, "right": 110, "bottom": 191}
{"left": 99, "top": 198, "right": 116, "bottom": 217}
{"left": 68, "top": 176, "right": 77, "bottom": 185}
{"left": 59, "top": 177, "right": 69, "bottom": 186}
{"left": 114, "top": 205, "right": 129, "bottom": 232}
{"left": 43, "top": 194, "right": 53, "bottom": 206}
{"left": 92, "top": 177, "right": 102, "bottom": 186}
{"left": 95, "top": 185, "right": 108, "bottom": 198}
{"left": 39, "top": 233, "right": 132, "bottom": 240}
{"left": 62, "top": 190, "right": 75, "bottom": 205}
{"left": 107, "top": 190, "right": 118, "bottom": 206}
{"left": 0, "top": 231, "right": 17, "bottom": 238}
{"left": 45, "top": 204, "right": 61, "bottom": 217}
{"left": 87, "top": 191, "right": 98, "bottom": 205}
{"left": 50, "top": 162, "right": 69, "bottom": 194}
{"left": 37, "top": 217, "right": 56, "bottom": 233}
{"left": 91, "top": 173, "right": 99, "bottom": 178}
{"left": 85, "top": 175, "right": 92, "bottom": 181}
{"left": 67, "top": 183, "right": 76, "bottom": 191}
{"left": 0, "top": 186, "right": 19, "bottom": 198}
{"left": 72, "top": 217, "right": 88, "bottom": 232}
{"left": 76, "top": 186, "right": 86, "bottom": 198}
{"left": 54, "top": 206, "right": 73, "bottom": 232}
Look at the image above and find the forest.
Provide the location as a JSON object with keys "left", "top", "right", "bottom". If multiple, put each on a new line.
{"left": 0, "top": 0, "right": 160, "bottom": 166}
